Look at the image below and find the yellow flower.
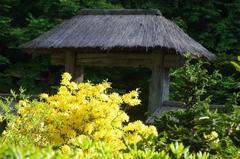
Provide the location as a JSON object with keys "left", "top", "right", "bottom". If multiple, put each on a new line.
{"left": 109, "top": 93, "right": 122, "bottom": 104}
{"left": 84, "top": 123, "right": 94, "bottom": 134}
{"left": 124, "top": 120, "right": 145, "bottom": 132}
{"left": 39, "top": 93, "right": 48, "bottom": 100}
{"left": 61, "top": 145, "right": 71, "bottom": 154}
{"left": 126, "top": 134, "right": 142, "bottom": 144}
{"left": 69, "top": 82, "right": 78, "bottom": 90}
{"left": 123, "top": 120, "right": 158, "bottom": 144}
{"left": 211, "top": 131, "right": 218, "bottom": 138}
{"left": 145, "top": 125, "right": 158, "bottom": 136}
{"left": 61, "top": 72, "right": 72, "bottom": 86}
{"left": 93, "top": 129, "right": 107, "bottom": 140}
{"left": 62, "top": 72, "right": 72, "bottom": 81}
{"left": 18, "top": 107, "right": 27, "bottom": 115}
{"left": 58, "top": 86, "right": 69, "bottom": 94}
{"left": 0, "top": 114, "right": 2, "bottom": 122}
{"left": 122, "top": 90, "right": 141, "bottom": 106}
{"left": 203, "top": 131, "right": 218, "bottom": 141}
{"left": 18, "top": 100, "right": 27, "bottom": 107}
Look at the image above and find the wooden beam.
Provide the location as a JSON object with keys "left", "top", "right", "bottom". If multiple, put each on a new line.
{"left": 76, "top": 58, "right": 151, "bottom": 68}
{"left": 52, "top": 53, "right": 184, "bottom": 69}
{"left": 164, "top": 54, "right": 185, "bottom": 68}
{"left": 77, "top": 53, "right": 151, "bottom": 59}
{"left": 76, "top": 53, "right": 152, "bottom": 68}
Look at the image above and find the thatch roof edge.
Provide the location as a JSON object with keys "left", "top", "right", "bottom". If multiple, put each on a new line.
{"left": 78, "top": 9, "right": 162, "bottom": 16}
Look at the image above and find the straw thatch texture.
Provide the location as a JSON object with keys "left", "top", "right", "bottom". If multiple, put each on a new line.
{"left": 21, "top": 9, "right": 215, "bottom": 60}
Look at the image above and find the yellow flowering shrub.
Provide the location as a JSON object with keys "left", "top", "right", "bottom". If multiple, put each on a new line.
{"left": 2, "top": 72, "right": 157, "bottom": 151}
{"left": 123, "top": 120, "right": 158, "bottom": 144}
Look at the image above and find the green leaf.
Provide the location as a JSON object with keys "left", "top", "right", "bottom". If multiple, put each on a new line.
{"left": 230, "top": 61, "right": 240, "bottom": 72}
{"left": 237, "top": 56, "right": 240, "bottom": 62}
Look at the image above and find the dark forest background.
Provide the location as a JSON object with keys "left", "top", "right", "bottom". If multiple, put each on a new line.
{"left": 0, "top": 0, "right": 240, "bottom": 108}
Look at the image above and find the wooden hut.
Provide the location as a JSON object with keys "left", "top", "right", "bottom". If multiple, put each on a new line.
{"left": 21, "top": 9, "right": 215, "bottom": 113}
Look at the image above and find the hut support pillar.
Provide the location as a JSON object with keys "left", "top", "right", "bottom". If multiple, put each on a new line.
{"left": 65, "top": 52, "right": 84, "bottom": 83}
{"left": 148, "top": 54, "right": 169, "bottom": 113}
{"left": 65, "top": 52, "right": 75, "bottom": 76}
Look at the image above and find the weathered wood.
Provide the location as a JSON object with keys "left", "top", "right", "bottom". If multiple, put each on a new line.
{"left": 52, "top": 53, "right": 152, "bottom": 67}
{"left": 77, "top": 53, "right": 151, "bottom": 59}
{"left": 148, "top": 54, "right": 161, "bottom": 113}
{"left": 51, "top": 53, "right": 64, "bottom": 65}
{"left": 76, "top": 58, "right": 151, "bottom": 68}
{"left": 52, "top": 53, "right": 184, "bottom": 69}
{"left": 148, "top": 53, "right": 170, "bottom": 113}
{"left": 76, "top": 53, "right": 152, "bottom": 68}
{"left": 164, "top": 54, "right": 184, "bottom": 68}
{"left": 65, "top": 52, "right": 76, "bottom": 77}
{"left": 162, "top": 68, "right": 170, "bottom": 101}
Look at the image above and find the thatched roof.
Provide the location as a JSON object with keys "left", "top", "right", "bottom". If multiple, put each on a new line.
{"left": 21, "top": 9, "right": 215, "bottom": 60}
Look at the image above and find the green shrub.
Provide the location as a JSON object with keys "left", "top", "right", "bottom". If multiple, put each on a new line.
{"left": 153, "top": 96, "right": 240, "bottom": 157}
{"left": 170, "top": 56, "right": 239, "bottom": 105}
{"left": 0, "top": 142, "right": 209, "bottom": 159}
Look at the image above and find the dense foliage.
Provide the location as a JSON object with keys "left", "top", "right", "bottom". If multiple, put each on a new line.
{"left": 154, "top": 98, "right": 240, "bottom": 157}
{"left": 170, "top": 56, "right": 239, "bottom": 105}
{"left": 0, "top": 142, "right": 209, "bottom": 159}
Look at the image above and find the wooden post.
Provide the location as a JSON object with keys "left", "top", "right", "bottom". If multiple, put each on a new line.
{"left": 148, "top": 53, "right": 170, "bottom": 113}
{"left": 162, "top": 68, "right": 170, "bottom": 101}
{"left": 65, "top": 52, "right": 75, "bottom": 76}
{"left": 65, "top": 52, "right": 84, "bottom": 83}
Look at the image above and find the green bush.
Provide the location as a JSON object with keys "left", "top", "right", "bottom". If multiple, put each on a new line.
{"left": 0, "top": 142, "right": 209, "bottom": 159}
{"left": 154, "top": 92, "right": 240, "bottom": 158}
{"left": 170, "top": 56, "right": 239, "bottom": 105}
